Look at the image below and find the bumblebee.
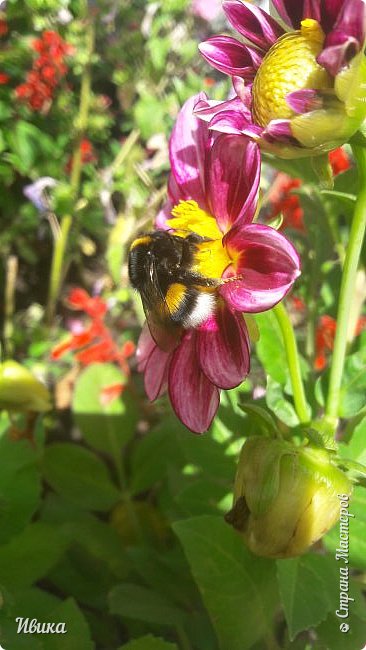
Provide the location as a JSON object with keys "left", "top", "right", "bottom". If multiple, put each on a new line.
{"left": 128, "top": 230, "right": 220, "bottom": 351}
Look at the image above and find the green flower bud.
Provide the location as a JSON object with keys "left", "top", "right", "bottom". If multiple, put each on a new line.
{"left": 0, "top": 360, "right": 52, "bottom": 413}
{"left": 226, "top": 437, "right": 352, "bottom": 558}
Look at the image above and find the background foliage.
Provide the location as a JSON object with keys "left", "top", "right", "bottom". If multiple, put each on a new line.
{"left": 0, "top": 1, "right": 365, "bottom": 649}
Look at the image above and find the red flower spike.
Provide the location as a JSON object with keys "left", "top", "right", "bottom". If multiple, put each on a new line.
{"left": 15, "top": 30, "right": 72, "bottom": 112}
{"left": 99, "top": 383, "right": 126, "bottom": 406}
{"left": 329, "top": 147, "right": 351, "bottom": 176}
{"left": 268, "top": 173, "right": 305, "bottom": 232}
{"left": 0, "top": 72, "right": 9, "bottom": 84}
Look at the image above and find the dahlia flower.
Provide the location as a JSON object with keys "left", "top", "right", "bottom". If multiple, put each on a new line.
{"left": 137, "top": 93, "right": 300, "bottom": 433}
{"left": 198, "top": 0, "right": 366, "bottom": 157}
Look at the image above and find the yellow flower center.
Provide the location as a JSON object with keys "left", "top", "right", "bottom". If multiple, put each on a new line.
{"left": 167, "top": 200, "right": 232, "bottom": 279}
{"left": 252, "top": 19, "right": 332, "bottom": 128}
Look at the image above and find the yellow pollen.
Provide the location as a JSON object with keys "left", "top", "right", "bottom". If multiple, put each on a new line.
{"left": 168, "top": 199, "right": 231, "bottom": 279}
{"left": 252, "top": 19, "right": 332, "bottom": 128}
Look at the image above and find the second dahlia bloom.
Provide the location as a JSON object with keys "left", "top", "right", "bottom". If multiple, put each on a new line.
{"left": 136, "top": 93, "right": 300, "bottom": 433}
{"left": 198, "top": 0, "right": 366, "bottom": 157}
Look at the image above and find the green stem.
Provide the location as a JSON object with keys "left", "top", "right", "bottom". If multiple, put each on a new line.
{"left": 325, "top": 145, "right": 366, "bottom": 423}
{"left": 46, "top": 18, "right": 95, "bottom": 326}
{"left": 273, "top": 302, "right": 310, "bottom": 424}
{"left": 3, "top": 255, "right": 18, "bottom": 359}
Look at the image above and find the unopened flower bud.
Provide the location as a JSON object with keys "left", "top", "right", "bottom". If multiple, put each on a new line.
{"left": 226, "top": 437, "right": 352, "bottom": 558}
{"left": 0, "top": 360, "right": 52, "bottom": 412}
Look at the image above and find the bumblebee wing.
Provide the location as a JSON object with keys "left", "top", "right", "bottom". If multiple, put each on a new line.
{"left": 139, "top": 262, "right": 181, "bottom": 353}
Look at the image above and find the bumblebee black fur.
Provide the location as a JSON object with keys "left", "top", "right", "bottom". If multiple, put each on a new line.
{"left": 128, "top": 230, "right": 219, "bottom": 350}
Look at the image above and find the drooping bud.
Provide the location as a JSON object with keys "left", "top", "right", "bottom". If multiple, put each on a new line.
{"left": 0, "top": 360, "right": 52, "bottom": 412}
{"left": 226, "top": 437, "right": 352, "bottom": 558}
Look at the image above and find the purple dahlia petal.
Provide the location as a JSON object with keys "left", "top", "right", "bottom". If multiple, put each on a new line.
{"left": 168, "top": 332, "right": 219, "bottom": 433}
{"left": 272, "top": 0, "right": 320, "bottom": 28}
{"left": 285, "top": 89, "right": 323, "bottom": 114}
{"left": 206, "top": 135, "right": 260, "bottom": 231}
{"left": 155, "top": 198, "right": 174, "bottom": 229}
{"left": 137, "top": 325, "right": 172, "bottom": 399}
{"left": 319, "top": 0, "right": 366, "bottom": 75}
{"left": 265, "top": 119, "right": 293, "bottom": 138}
{"left": 195, "top": 95, "right": 251, "bottom": 123}
{"left": 199, "top": 36, "right": 258, "bottom": 80}
{"left": 144, "top": 344, "right": 171, "bottom": 400}
{"left": 169, "top": 92, "right": 211, "bottom": 209}
{"left": 321, "top": 0, "right": 346, "bottom": 33}
{"left": 210, "top": 110, "right": 263, "bottom": 138}
{"left": 197, "top": 305, "right": 250, "bottom": 390}
{"left": 223, "top": 0, "right": 284, "bottom": 52}
{"left": 221, "top": 224, "right": 301, "bottom": 312}
{"left": 136, "top": 323, "right": 155, "bottom": 373}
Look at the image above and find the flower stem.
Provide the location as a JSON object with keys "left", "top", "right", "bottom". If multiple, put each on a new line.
{"left": 273, "top": 302, "right": 310, "bottom": 424}
{"left": 325, "top": 145, "right": 366, "bottom": 423}
{"left": 46, "top": 17, "right": 95, "bottom": 326}
{"left": 3, "top": 255, "right": 18, "bottom": 360}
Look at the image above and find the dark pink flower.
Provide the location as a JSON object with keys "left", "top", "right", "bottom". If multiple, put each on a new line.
{"left": 138, "top": 94, "right": 300, "bottom": 433}
{"left": 197, "top": 0, "right": 366, "bottom": 156}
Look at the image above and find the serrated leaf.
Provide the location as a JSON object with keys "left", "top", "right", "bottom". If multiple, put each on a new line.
{"left": 173, "top": 515, "right": 278, "bottom": 650}
{"left": 117, "top": 635, "right": 178, "bottom": 650}
{"left": 266, "top": 377, "right": 300, "bottom": 427}
{"left": 42, "top": 598, "right": 94, "bottom": 650}
{"left": 109, "top": 583, "right": 185, "bottom": 626}
{"left": 0, "top": 435, "right": 41, "bottom": 544}
{"left": 324, "top": 486, "right": 366, "bottom": 570}
{"left": 43, "top": 443, "right": 121, "bottom": 512}
{"left": 255, "top": 311, "right": 288, "bottom": 385}
{"left": 72, "top": 363, "right": 137, "bottom": 456}
{"left": 276, "top": 554, "right": 336, "bottom": 640}
{"left": 0, "top": 523, "right": 69, "bottom": 589}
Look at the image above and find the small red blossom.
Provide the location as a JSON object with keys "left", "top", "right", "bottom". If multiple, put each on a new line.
{"left": 290, "top": 295, "right": 306, "bottom": 312}
{"left": 66, "top": 138, "right": 97, "bottom": 173}
{"left": 329, "top": 147, "right": 351, "bottom": 176}
{"left": 15, "top": 30, "right": 72, "bottom": 112}
{"left": 0, "top": 72, "right": 9, "bottom": 84}
{"left": 315, "top": 315, "right": 366, "bottom": 371}
{"left": 268, "top": 173, "right": 305, "bottom": 232}
{"left": 100, "top": 383, "right": 126, "bottom": 406}
{"left": 0, "top": 19, "right": 8, "bottom": 37}
{"left": 51, "top": 289, "right": 135, "bottom": 375}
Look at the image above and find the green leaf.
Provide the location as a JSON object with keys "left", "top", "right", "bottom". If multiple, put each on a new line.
{"left": 255, "top": 311, "right": 288, "bottom": 385}
{"left": 339, "top": 414, "right": 366, "bottom": 466}
{"left": 42, "top": 598, "right": 94, "bottom": 650}
{"left": 72, "top": 363, "right": 137, "bottom": 456}
{"left": 117, "top": 636, "right": 178, "bottom": 650}
{"left": 129, "top": 423, "right": 183, "bottom": 495}
{"left": 109, "top": 583, "right": 185, "bottom": 626}
{"left": 0, "top": 522, "right": 69, "bottom": 589}
{"left": 43, "top": 443, "right": 121, "bottom": 511}
{"left": 316, "top": 580, "right": 366, "bottom": 650}
{"left": 173, "top": 515, "right": 278, "bottom": 650}
{"left": 339, "top": 351, "right": 366, "bottom": 417}
{"left": 266, "top": 377, "right": 300, "bottom": 427}
{"left": 276, "top": 554, "right": 337, "bottom": 640}
{"left": 0, "top": 435, "right": 41, "bottom": 544}
{"left": 324, "top": 486, "right": 366, "bottom": 570}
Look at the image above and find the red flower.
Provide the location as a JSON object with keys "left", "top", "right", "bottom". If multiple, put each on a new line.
{"left": 329, "top": 147, "right": 351, "bottom": 176}
{"left": 80, "top": 138, "right": 96, "bottom": 163}
{"left": 268, "top": 173, "right": 305, "bottom": 233}
{"left": 65, "top": 138, "right": 97, "bottom": 173}
{"left": 51, "top": 289, "right": 135, "bottom": 374}
{"left": 0, "top": 19, "right": 8, "bottom": 37}
{"left": 15, "top": 30, "right": 71, "bottom": 112}
{"left": 0, "top": 72, "right": 9, "bottom": 84}
{"left": 315, "top": 314, "right": 366, "bottom": 371}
